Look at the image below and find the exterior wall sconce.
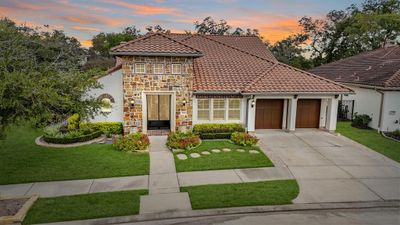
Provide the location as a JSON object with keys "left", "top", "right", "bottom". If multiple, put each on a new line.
{"left": 251, "top": 99, "right": 255, "bottom": 108}
{"left": 335, "top": 94, "right": 339, "bottom": 99}
{"left": 183, "top": 98, "right": 187, "bottom": 106}
{"left": 294, "top": 94, "right": 298, "bottom": 99}
{"left": 130, "top": 99, "right": 135, "bottom": 107}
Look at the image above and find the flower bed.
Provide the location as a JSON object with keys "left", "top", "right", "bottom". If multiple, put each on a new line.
{"left": 383, "top": 130, "right": 400, "bottom": 142}
{"left": 42, "top": 123, "right": 103, "bottom": 144}
{"left": 193, "top": 123, "right": 245, "bottom": 139}
{"left": 231, "top": 132, "right": 259, "bottom": 146}
{"left": 167, "top": 132, "right": 201, "bottom": 150}
{"left": 80, "top": 122, "right": 123, "bottom": 136}
{"left": 113, "top": 133, "right": 150, "bottom": 152}
{"left": 43, "top": 131, "right": 102, "bottom": 144}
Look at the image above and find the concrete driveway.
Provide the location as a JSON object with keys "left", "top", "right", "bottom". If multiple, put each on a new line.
{"left": 256, "top": 129, "right": 400, "bottom": 203}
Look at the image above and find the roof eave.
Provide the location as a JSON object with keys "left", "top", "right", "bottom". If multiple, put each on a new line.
{"left": 110, "top": 51, "right": 203, "bottom": 57}
{"left": 339, "top": 82, "right": 400, "bottom": 91}
{"left": 242, "top": 91, "right": 355, "bottom": 95}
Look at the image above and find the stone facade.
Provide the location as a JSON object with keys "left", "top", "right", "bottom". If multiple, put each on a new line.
{"left": 122, "top": 56, "right": 194, "bottom": 133}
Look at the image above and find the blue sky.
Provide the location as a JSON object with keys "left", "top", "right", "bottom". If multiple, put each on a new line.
{"left": 0, "top": 0, "right": 364, "bottom": 47}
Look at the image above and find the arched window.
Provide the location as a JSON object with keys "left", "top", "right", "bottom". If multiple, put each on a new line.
{"left": 98, "top": 94, "right": 115, "bottom": 113}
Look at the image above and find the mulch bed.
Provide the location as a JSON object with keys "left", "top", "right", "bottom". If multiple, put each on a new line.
{"left": 383, "top": 132, "right": 400, "bottom": 141}
{"left": 0, "top": 198, "right": 28, "bottom": 217}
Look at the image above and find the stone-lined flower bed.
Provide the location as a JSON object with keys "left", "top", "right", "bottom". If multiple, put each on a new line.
{"left": 167, "top": 132, "right": 201, "bottom": 151}
{"left": 176, "top": 147, "right": 261, "bottom": 160}
{"left": 382, "top": 130, "right": 400, "bottom": 142}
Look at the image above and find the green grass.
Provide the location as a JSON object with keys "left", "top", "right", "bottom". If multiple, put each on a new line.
{"left": 23, "top": 190, "right": 147, "bottom": 225}
{"left": 174, "top": 140, "right": 273, "bottom": 172}
{"left": 0, "top": 126, "right": 149, "bottom": 184}
{"left": 181, "top": 180, "right": 299, "bottom": 209}
{"left": 337, "top": 121, "right": 400, "bottom": 162}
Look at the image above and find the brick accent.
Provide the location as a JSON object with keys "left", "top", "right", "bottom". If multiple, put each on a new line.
{"left": 122, "top": 56, "right": 194, "bottom": 133}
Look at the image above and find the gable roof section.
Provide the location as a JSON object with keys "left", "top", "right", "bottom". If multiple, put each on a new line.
{"left": 309, "top": 46, "right": 400, "bottom": 88}
{"left": 110, "top": 33, "right": 202, "bottom": 57}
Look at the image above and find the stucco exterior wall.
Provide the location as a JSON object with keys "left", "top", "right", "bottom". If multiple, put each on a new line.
{"left": 342, "top": 86, "right": 381, "bottom": 129}
{"left": 122, "top": 56, "right": 194, "bottom": 133}
{"left": 88, "top": 70, "right": 124, "bottom": 122}
{"left": 381, "top": 91, "right": 400, "bottom": 132}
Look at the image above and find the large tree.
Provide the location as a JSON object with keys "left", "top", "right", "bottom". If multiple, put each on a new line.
{"left": 0, "top": 18, "right": 102, "bottom": 137}
{"left": 194, "top": 17, "right": 262, "bottom": 37}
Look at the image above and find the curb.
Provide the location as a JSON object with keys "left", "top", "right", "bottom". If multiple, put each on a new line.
{"left": 36, "top": 201, "right": 400, "bottom": 225}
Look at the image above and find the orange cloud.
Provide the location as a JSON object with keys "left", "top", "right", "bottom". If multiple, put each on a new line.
{"left": 60, "top": 15, "right": 129, "bottom": 26}
{"left": 101, "top": 0, "right": 180, "bottom": 15}
{"left": 79, "top": 39, "right": 92, "bottom": 48}
{"left": 71, "top": 26, "right": 101, "bottom": 32}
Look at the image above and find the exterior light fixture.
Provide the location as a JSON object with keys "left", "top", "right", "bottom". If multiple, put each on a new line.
{"left": 251, "top": 99, "right": 256, "bottom": 108}
{"left": 183, "top": 98, "right": 187, "bottom": 106}
{"left": 294, "top": 94, "right": 298, "bottom": 99}
{"left": 335, "top": 94, "right": 339, "bottom": 99}
{"left": 130, "top": 99, "right": 135, "bottom": 107}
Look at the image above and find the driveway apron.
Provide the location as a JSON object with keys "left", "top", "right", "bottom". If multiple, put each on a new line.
{"left": 256, "top": 129, "right": 400, "bottom": 203}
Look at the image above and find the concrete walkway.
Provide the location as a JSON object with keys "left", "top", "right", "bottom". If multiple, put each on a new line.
{"left": 139, "top": 136, "right": 192, "bottom": 214}
{"left": 0, "top": 175, "right": 148, "bottom": 199}
{"left": 256, "top": 129, "right": 400, "bottom": 203}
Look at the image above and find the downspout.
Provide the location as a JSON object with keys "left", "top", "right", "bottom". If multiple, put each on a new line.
{"left": 376, "top": 89, "right": 385, "bottom": 132}
{"left": 245, "top": 96, "right": 251, "bottom": 132}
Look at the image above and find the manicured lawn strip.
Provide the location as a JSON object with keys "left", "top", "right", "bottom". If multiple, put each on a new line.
{"left": 174, "top": 140, "right": 273, "bottom": 172}
{"left": 0, "top": 127, "right": 149, "bottom": 184}
{"left": 337, "top": 122, "right": 400, "bottom": 162}
{"left": 181, "top": 180, "right": 299, "bottom": 209}
{"left": 23, "top": 190, "right": 148, "bottom": 225}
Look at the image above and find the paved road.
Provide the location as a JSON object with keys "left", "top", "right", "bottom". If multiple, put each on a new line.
{"left": 256, "top": 129, "right": 400, "bottom": 203}
{"left": 120, "top": 207, "right": 400, "bottom": 225}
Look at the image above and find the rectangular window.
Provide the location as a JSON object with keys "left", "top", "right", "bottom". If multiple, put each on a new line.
{"left": 135, "top": 63, "right": 145, "bottom": 74}
{"left": 197, "top": 99, "right": 210, "bottom": 120}
{"left": 171, "top": 64, "right": 182, "bottom": 74}
{"left": 213, "top": 99, "right": 225, "bottom": 120}
{"left": 153, "top": 63, "right": 164, "bottom": 74}
{"left": 228, "top": 99, "right": 241, "bottom": 120}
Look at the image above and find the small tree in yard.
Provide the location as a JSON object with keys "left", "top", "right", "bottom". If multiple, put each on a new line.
{"left": 0, "top": 18, "right": 103, "bottom": 138}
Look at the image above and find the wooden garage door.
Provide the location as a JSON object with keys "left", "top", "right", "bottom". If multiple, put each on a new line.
{"left": 255, "top": 99, "right": 283, "bottom": 129}
{"left": 296, "top": 99, "right": 321, "bottom": 128}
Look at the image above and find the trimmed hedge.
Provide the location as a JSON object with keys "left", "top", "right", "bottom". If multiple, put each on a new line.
{"left": 193, "top": 123, "right": 245, "bottom": 139}
{"left": 80, "top": 122, "right": 123, "bottom": 135}
{"left": 43, "top": 131, "right": 102, "bottom": 144}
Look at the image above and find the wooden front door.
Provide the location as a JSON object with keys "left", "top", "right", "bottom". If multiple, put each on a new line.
{"left": 255, "top": 99, "right": 284, "bottom": 129}
{"left": 296, "top": 99, "right": 321, "bottom": 128}
{"left": 147, "top": 95, "right": 171, "bottom": 130}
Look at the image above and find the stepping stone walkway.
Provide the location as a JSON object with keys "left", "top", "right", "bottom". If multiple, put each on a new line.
{"left": 176, "top": 154, "right": 188, "bottom": 160}
{"left": 236, "top": 149, "right": 246, "bottom": 152}
{"left": 190, "top": 153, "right": 201, "bottom": 158}
{"left": 222, "top": 148, "right": 231, "bottom": 152}
{"left": 211, "top": 149, "right": 221, "bottom": 153}
{"left": 249, "top": 150, "right": 260, "bottom": 154}
{"left": 201, "top": 151, "right": 211, "bottom": 155}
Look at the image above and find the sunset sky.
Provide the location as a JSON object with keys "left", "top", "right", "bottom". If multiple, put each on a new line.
{"left": 0, "top": 0, "right": 363, "bottom": 47}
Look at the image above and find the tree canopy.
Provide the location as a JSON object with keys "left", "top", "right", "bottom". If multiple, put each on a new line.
{"left": 0, "top": 18, "right": 102, "bottom": 137}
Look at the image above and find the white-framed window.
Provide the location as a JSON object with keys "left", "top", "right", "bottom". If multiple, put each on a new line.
{"left": 197, "top": 99, "right": 210, "bottom": 120}
{"left": 153, "top": 63, "right": 164, "bottom": 74}
{"left": 100, "top": 98, "right": 112, "bottom": 113}
{"left": 171, "top": 64, "right": 182, "bottom": 74}
{"left": 228, "top": 99, "right": 241, "bottom": 120}
{"left": 135, "top": 63, "right": 145, "bottom": 74}
{"left": 213, "top": 99, "right": 225, "bottom": 120}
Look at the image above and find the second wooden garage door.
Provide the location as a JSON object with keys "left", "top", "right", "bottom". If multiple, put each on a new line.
{"left": 255, "top": 99, "right": 283, "bottom": 129}
{"left": 296, "top": 99, "right": 321, "bottom": 128}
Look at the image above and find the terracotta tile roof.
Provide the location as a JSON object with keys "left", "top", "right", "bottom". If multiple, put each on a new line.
{"left": 110, "top": 33, "right": 352, "bottom": 94}
{"left": 309, "top": 46, "right": 400, "bottom": 88}
{"left": 110, "top": 33, "right": 202, "bottom": 56}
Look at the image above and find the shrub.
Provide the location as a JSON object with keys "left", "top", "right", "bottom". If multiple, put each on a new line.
{"left": 43, "top": 124, "right": 62, "bottom": 137}
{"left": 167, "top": 132, "right": 201, "bottom": 150}
{"left": 351, "top": 113, "right": 372, "bottom": 129}
{"left": 67, "top": 114, "right": 80, "bottom": 130}
{"left": 393, "top": 129, "right": 400, "bottom": 137}
{"left": 43, "top": 131, "right": 102, "bottom": 144}
{"left": 80, "top": 122, "right": 123, "bottom": 135}
{"left": 231, "top": 132, "right": 259, "bottom": 146}
{"left": 193, "top": 123, "right": 245, "bottom": 139}
{"left": 113, "top": 133, "right": 150, "bottom": 152}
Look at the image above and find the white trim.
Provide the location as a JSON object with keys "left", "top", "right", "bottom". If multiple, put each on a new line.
{"left": 193, "top": 97, "right": 245, "bottom": 124}
{"left": 134, "top": 63, "right": 146, "bottom": 74}
{"left": 142, "top": 91, "right": 176, "bottom": 134}
{"left": 153, "top": 63, "right": 164, "bottom": 74}
{"left": 171, "top": 63, "right": 182, "bottom": 74}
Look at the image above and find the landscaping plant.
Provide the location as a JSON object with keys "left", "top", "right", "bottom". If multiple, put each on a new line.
{"left": 231, "top": 132, "right": 259, "bottom": 146}
{"left": 351, "top": 113, "right": 372, "bottom": 129}
{"left": 193, "top": 123, "right": 245, "bottom": 139}
{"left": 67, "top": 114, "right": 80, "bottom": 130}
{"left": 80, "top": 122, "right": 123, "bottom": 135}
{"left": 167, "top": 132, "right": 201, "bottom": 150}
{"left": 113, "top": 133, "right": 150, "bottom": 152}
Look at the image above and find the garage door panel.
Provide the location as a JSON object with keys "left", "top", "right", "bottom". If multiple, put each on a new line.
{"left": 256, "top": 99, "right": 283, "bottom": 129}
{"left": 296, "top": 99, "right": 321, "bottom": 128}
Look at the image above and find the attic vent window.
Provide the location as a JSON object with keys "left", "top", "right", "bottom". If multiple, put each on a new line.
{"left": 135, "top": 63, "right": 146, "bottom": 74}
{"left": 172, "top": 64, "right": 182, "bottom": 74}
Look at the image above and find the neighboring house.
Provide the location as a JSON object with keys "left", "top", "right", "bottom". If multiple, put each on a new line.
{"left": 89, "top": 33, "right": 352, "bottom": 134}
{"left": 310, "top": 46, "right": 400, "bottom": 132}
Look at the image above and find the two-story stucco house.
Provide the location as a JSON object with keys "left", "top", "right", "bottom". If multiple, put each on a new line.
{"left": 89, "top": 33, "right": 353, "bottom": 134}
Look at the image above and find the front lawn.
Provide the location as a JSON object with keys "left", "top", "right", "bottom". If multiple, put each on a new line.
{"left": 337, "top": 121, "right": 400, "bottom": 162}
{"left": 174, "top": 140, "right": 273, "bottom": 172}
{"left": 0, "top": 126, "right": 149, "bottom": 184}
{"left": 181, "top": 180, "right": 299, "bottom": 209}
{"left": 23, "top": 190, "right": 147, "bottom": 225}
